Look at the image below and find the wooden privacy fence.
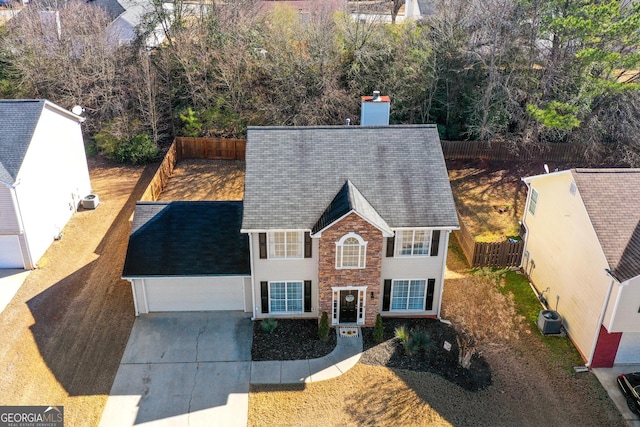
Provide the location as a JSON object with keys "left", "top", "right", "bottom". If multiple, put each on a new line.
{"left": 175, "top": 137, "right": 246, "bottom": 160}
{"left": 140, "top": 137, "right": 245, "bottom": 202}
{"left": 454, "top": 213, "right": 524, "bottom": 268}
{"left": 140, "top": 141, "right": 177, "bottom": 201}
{"left": 441, "top": 140, "right": 585, "bottom": 163}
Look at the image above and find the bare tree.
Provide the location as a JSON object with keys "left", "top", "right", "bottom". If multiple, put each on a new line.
{"left": 442, "top": 273, "right": 521, "bottom": 369}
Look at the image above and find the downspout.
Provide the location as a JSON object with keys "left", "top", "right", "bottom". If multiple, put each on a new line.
{"left": 128, "top": 279, "right": 140, "bottom": 316}
{"left": 248, "top": 232, "right": 257, "bottom": 321}
{"left": 436, "top": 230, "right": 451, "bottom": 319}
{"left": 586, "top": 269, "right": 616, "bottom": 368}
{"left": 519, "top": 179, "right": 531, "bottom": 271}
{"left": 9, "top": 182, "right": 34, "bottom": 269}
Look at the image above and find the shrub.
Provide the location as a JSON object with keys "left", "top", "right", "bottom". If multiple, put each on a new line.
{"left": 260, "top": 318, "right": 278, "bottom": 334}
{"left": 394, "top": 325, "right": 410, "bottom": 345}
{"left": 178, "top": 107, "right": 203, "bottom": 137}
{"left": 373, "top": 313, "right": 384, "bottom": 343}
{"left": 406, "top": 328, "right": 435, "bottom": 355}
{"left": 94, "top": 118, "right": 159, "bottom": 164}
{"left": 318, "top": 312, "right": 330, "bottom": 342}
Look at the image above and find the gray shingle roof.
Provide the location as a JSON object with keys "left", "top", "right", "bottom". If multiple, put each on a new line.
{"left": 0, "top": 99, "right": 46, "bottom": 185}
{"left": 123, "top": 201, "right": 250, "bottom": 277}
{"left": 312, "top": 180, "right": 392, "bottom": 235}
{"left": 572, "top": 169, "right": 640, "bottom": 282}
{"left": 242, "top": 125, "right": 459, "bottom": 231}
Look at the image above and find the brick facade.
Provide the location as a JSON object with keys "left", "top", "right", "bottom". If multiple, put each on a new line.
{"left": 317, "top": 213, "right": 383, "bottom": 326}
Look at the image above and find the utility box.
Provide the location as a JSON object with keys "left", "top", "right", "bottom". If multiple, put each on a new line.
{"left": 537, "top": 309, "right": 562, "bottom": 335}
{"left": 82, "top": 194, "right": 99, "bottom": 209}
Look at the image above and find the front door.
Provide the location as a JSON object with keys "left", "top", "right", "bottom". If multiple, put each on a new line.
{"left": 339, "top": 290, "right": 358, "bottom": 323}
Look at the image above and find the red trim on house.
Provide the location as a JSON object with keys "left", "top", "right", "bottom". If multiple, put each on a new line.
{"left": 591, "top": 324, "right": 622, "bottom": 368}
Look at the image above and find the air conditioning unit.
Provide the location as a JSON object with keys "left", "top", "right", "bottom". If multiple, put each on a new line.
{"left": 537, "top": 309, "right": 562, "bottom": 335}
{"left": 82, "top": 194, "right": 99, "bottom": 209}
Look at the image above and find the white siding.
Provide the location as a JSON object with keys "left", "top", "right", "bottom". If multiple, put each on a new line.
{"left": 380, "top": 231, "right": 448, "bottom": 316}
{"left": 0, "top": 186, "right": 20, "bottom": 233}
{"left": 607, "top": 274, "right": 640, "bottom": 333}
{"left": 250, "top": 233, "right": 318, "bottom": 319}
{"left": 523, "top": 172, "right": 611, "bottom": 361}
{"left": 615, "top": 332, "right": 640, "bottom": 364}
{"left": 0, "top": 236, "right": 24, "bottom": 268}
{"left": 132, "top": 276, "right": 249, "bottom": 314}
{"left": 14, "top": 104, "right": 91, "bottom": 267}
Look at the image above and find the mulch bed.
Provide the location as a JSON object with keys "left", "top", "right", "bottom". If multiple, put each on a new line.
{"left": 251, "top": 319, "right": 337, "bottom": 360}
{"left": 251, "top": 318, "right": 491, "bottom": 392}
{"left": 360, "top": 318, "right": 492, "bottom": 392}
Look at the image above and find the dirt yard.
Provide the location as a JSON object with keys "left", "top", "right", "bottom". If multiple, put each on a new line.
{"left": 447, "top": 160, "right": 577, "bottom": 242}
{"left": 248, "top": 245, "right": 624, "bottom": 427}
{"left": 0, "top": 157, "right": 153, "bottom": 427}
{"left": 159, "top": 159, "right": 245, "bottom": 201}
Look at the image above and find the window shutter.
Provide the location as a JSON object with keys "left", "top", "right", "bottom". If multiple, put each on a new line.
{"left": 386, "top": 236, "right": 395, "bottom": 257}
{"left": 259, "top": 233, "right": 267, "bottom": 259}
{"left": 304, "top": 232, "right": 312, "bottom": 258}
{"left": 304, "top": 280, "right": 312, "bottom": 312}
{"left": 425, "top": 279, "right": 436, "bottom": 310}
{"left": 260, "top": 281, "right": 269, "bottom": 313}
{"left": 430, "top": 230, "right": 441, "bottom": 256}
{"left": 382, "top": 280, "right": 392, "bottom": 311}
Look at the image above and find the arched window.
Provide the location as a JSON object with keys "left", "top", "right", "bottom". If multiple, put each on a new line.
{"left": 336, "top": 233, "right": 367, "bottom": 268}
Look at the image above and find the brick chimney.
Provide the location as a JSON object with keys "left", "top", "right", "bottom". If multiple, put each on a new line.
{"left": 361, "top": 91, "right": 390, "bottom": 126}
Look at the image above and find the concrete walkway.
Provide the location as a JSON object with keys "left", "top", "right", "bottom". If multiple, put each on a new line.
{"left": 251, "top": 328, "right": 363, "bottom": 385}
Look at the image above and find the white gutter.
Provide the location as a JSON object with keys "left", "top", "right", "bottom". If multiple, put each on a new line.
{"left": 248, "top": 232, "right": 257, "bottom": 320}
{"left": 9, "top": 183, "right": 34, "bottom": 269}
{"left": 128, "top": 279, "right": 139, "bottom": 316}
{"left": 436, "top": 231, "right": 451, "bottom": 319}
{"left": 586, "top": 270, "right": 616, "bottom": 367}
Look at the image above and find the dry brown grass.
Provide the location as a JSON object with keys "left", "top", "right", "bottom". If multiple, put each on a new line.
{"left": 0, "top": 157, "right": 153, "bottom": 427}
{"left": 158, "top": 159, "right": 245, "bottom": 201}
{"left": 248, "top": 244, "right": 624, "bottom": 427}
{"left": 249, "top": 364, "right": 453, "bottom": 427}
{"left": 447, "top": 161, "right": 529, "bottom": 242}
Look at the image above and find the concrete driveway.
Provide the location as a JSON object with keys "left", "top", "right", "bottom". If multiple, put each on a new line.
{"left": 593, "top": 365, "right": 640, "bottom": 427}
{"left": 99, "top": 311, "right": 252, "bottom": 427}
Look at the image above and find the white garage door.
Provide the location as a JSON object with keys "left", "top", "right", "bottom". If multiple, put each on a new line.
{"left": 615, "top": 332, "right": 640, "bottom": 364}
{"left": 143, "top": 276, "right": 245, "bottom": 312}
{"left": 0, "top": 236, "right": 24, "bottom": 269}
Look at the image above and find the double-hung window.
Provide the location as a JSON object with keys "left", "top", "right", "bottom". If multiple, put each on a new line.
{"left": 269, "top": 231, "right": 303, "bottom": 259}
{"left": 336, "top": 233, "right": 366, "bottom": 268}
{"left": 391, "top": 279, "right": 426, "bottom": 310}
{"left": 395, "top": 230, "right": 431, "bottom": 256}
{"left": 528, "top": 188, "right": 539, "bottom": 216}
{"left": 269, "top": 281, "right": 303, "bottom": 313}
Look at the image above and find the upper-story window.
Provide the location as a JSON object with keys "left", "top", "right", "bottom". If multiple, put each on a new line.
{"left": 336, "top": 233, "right": 367, "bottom": 268}
{"left": 269, "top": 231, "right": 303, "bottom": 259}
{"left": 395, "top": 230, "right": 431, "bottom": 256}
{"left": 529, "top": 188, "right": 539, "bottom": 216}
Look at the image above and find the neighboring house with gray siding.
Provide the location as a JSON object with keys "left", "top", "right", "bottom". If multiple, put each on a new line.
{"left": 0, "top": 99, "right": 91, "bottom": 269}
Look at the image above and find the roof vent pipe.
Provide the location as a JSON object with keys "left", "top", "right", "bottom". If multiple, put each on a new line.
{"left": 345, "top": 118, "right": 351, "bottom": 126}
{"left": 372, "top": 91, "right": 380, "bottom": 102}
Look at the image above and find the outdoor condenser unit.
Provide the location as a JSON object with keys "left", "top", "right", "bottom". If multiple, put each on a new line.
{"left": 537, "top": 309, "right": 562, "bottom": 335}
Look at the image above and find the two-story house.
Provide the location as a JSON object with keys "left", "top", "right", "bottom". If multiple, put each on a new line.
{"left": 522, "top": 169, "right": 640, "bottom": 367}
{"left": 241, "top": 124, "right": 458, "bottom": 327}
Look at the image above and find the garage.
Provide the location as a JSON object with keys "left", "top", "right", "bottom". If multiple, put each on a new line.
{"left": 0, "top": 235, "right": 25, "bottom": 269}
{"left": 131, "top": 276, "right": 251, "bottom": 313}
{"left": 122, "top": 201, "right": 251, "bottom": 315}
{"left": 615, "top": 332, "right": 640, "bottom": 364}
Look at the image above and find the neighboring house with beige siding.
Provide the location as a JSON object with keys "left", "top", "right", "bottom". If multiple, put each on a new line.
{"left": 0, "top": 99, "right": 91, "bottom": 269}
{"left": 521, "top": 169, "right": 640, "bottom": 367}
